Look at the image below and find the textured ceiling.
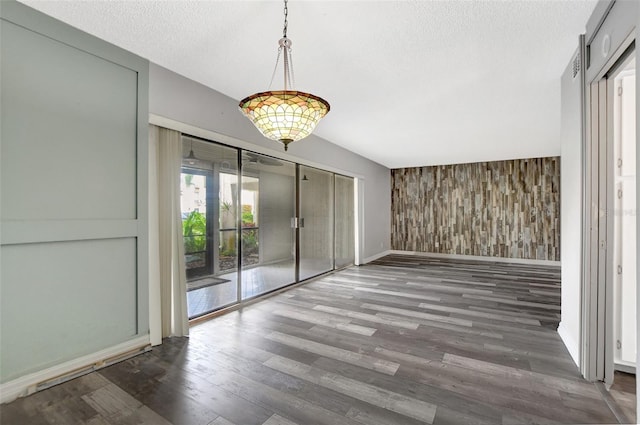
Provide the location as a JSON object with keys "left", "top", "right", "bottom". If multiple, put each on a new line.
{"left": 18, "top": 0, "right": 597, "bottom": 168}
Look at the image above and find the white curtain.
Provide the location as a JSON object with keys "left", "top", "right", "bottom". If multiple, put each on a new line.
{"left": 148, "top": 125, "right": 162, "bottom": 345}
{"left": 157, "top": 127, "right": 189, "bottom": 337}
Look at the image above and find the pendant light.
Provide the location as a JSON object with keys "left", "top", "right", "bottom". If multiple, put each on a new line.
{"left": 185, "top": 139, "right": 197, "bottom": 165}
{"left": 239, "top": 0, "right": 330, "bottom": 151}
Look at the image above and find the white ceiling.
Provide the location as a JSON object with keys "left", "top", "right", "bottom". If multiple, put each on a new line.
{"left": 19, "top": 0, "right": 597, "bottom": 168}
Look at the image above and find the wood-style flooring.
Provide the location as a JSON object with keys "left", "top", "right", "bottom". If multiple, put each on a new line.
{"left": 610, "top": 371, "right": 636, "bottom": 424}
{"left": 0, "top": 255, "right": 626, "bottom": 424}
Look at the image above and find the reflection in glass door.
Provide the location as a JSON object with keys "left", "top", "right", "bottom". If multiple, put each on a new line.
{"left": 335, "top": 175, "right": 355, "bottom": 268}
{"left": 241, "top": 152, "right": 296, "bottom": 299}
{"left": 181, "top": 137, "right": 239, "bottom": 318}
{"left": 299, "top": 165, "right": 334, "bottom": 281}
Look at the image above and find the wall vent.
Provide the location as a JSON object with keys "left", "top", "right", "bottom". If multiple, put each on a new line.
{"left": 31, "top": 344, "right": 151, "bottom": 394}
{"left": 572, "top": 51, "right": 581, "bottom": 79}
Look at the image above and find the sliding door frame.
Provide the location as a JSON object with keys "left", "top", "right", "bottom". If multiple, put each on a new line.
{"left": 236, "top": 147, "right": 244, "bottom": 304}
{"left": 295, "top": 165, "right": 301, "bottom": 283}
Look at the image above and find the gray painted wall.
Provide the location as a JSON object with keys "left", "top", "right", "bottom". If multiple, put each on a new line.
{"left": 0, "top": 0, "right": 149, "bottom": 386}
{"left": 148, "top": 64, "right": 391, "bottom": 261}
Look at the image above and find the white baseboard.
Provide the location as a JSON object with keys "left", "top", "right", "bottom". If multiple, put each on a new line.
{"left": 387, "top": 250, "right": 561, "bottom": 267}
{"left": 614, "top": 362, "right": 636, "bottom": 374}
{"left": 0, "top": 335, "right": 150, "bottom": 404}
{"left": 557, "top": 321, "right": 580, "bottom": 368}
{"left": 362, "top": 250, "right": 392, "bottom": 264}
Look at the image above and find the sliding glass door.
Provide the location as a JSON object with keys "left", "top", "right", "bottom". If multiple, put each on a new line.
{"left": 241, "top": 152, "right": 296, "bottom": 299}
{"left": 335, "top": 174, "right": 355, "bottom": 268}
{"left": 299, "top": 166, "right": 335, "bottom": 281}
{"left": 180, "top": 135, "right": 355, "bottom": 318}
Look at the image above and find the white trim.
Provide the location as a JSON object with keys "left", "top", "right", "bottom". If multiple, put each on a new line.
{"left": 149, "top": 114, "right": 365, "bottom": 180}
{"left": 0, "top": 336, "right": 150, "bottom": 404}
{"left": 387, "top": 250, "right": 561, "bottom": 267}
{"left": 558, "top": 321, "right": 580, "bottom": 367}
{"left": 614, "top": 362, "right": 636, "bottom": 374}
{"left": 363, "top": 250, "right": 392, "bottom": 264}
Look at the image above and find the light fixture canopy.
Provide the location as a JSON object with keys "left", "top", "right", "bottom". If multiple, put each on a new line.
{"left": 238, "top": 0, "right": 329, "bottom": 151}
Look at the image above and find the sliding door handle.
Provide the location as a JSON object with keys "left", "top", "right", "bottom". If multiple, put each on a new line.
{"left": 291, "top": 217, "right": 305, "bottom": 228}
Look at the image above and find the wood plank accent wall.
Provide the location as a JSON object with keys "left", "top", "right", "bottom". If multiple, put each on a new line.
{"left": 391, "top": 157, "right": 560, "bottom": 260}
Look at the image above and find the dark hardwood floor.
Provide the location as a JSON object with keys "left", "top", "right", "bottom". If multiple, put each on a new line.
{"left": 0, "top": 255, "right": 626, "bottom": 424}
{"left": 610, "top": 371, "right": 636, "bottom": 424}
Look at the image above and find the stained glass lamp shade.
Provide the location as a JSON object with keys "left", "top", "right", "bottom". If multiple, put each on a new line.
{"left": 239, "top": 90, "right": 330, "bottom": 151}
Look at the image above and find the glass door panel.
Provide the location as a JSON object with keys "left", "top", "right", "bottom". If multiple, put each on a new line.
{"left": 180, "top": 171, "right": 212, "bottom": 278}
{"left": 241, "top": 152, "right": 296, "bottom": 299}
{"left": 219, "top": 172, "right": 239, "bottom": 274}
{"left": 181, "top": 137, "right": 239, "bottom": 318}
{"left": 334, "top": 175, "right": 355, "bottom": 268}
{"left": 299, "top": 165, "right": 334, "bottom": 281}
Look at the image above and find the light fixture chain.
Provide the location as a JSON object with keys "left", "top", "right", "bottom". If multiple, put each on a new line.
{"left": 268, "top": 45, "right": 283, "bottom": 89}
{"left": 288, "top": 48, "right": 296, "bottom": 89}
{"left": 283, "top": 44, "right": 290, "bottom": 91}
{"left": 283, "top": 0, "right": 288, "bottom": 38}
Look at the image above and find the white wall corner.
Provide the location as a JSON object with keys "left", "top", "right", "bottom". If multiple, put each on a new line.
{"left": 363, "top": 250, "right": 392, "bottom": 264}
{"left": 558, "top": 321, "right": 580, "bottom": 368}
